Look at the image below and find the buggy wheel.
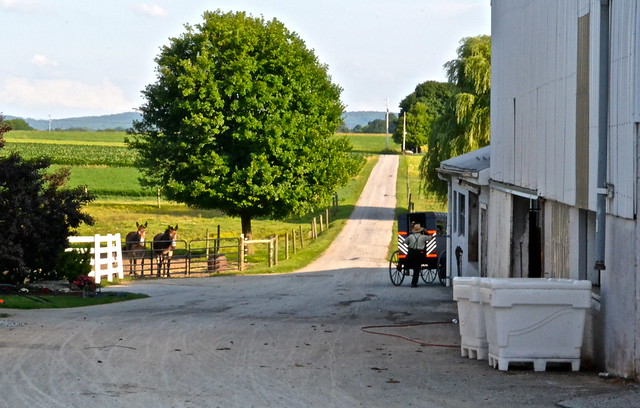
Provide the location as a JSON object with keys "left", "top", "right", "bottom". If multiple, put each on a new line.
{"left": 389, "top": 250, "right": 405, "bottom": 286}
{"left": 438, "top": 251, "right": 448, "bottom": 286}
{"left": 421, "top": 268, "right": 437, "bottom": 283}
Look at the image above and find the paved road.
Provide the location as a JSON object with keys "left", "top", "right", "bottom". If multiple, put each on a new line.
{"left": 1, "top": 155, "right": 636, "bottom": 407}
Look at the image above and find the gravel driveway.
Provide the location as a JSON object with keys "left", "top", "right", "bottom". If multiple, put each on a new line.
{"left": 0, "top": 155, "right": 635, "bottom": 407}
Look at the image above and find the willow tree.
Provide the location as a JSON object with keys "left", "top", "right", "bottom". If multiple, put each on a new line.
{"left": 127, "top": 11, "right": 360, "bottom": 239}
{"left": 420, "top": 35, "right": 491, "bottom": 197}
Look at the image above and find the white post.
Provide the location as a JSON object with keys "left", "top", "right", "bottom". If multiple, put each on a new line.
{"left": 93, "top": 234, "right": 101, "bottom": 284}
{"left": 385, "top": 98, "right": 390, "bottom": 150}
{"left": 402, "top": 112, "right": 407, "bottom": 153}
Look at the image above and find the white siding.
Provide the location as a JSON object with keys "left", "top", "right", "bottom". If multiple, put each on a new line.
{"left": 491, "top": 0, "right": 580, "bottom": 203}
{"left": 491, "top": 0, "right": 636, "bottom": 218}
{"left": 608, "top": 1, "right": 637, "bottom": 218}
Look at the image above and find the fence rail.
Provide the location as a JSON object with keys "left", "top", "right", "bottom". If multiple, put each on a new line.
{"left": 120, "top": 237, "right": 241, "bottom": 277}
{"left": 68, "top": 198, "right": 338, "bottom": 280}
{"left": 67, "top": 234, "right": 124, "bottom": 284}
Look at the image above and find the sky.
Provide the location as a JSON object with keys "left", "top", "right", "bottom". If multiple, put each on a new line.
{"left": 0, "top": 0, "right": 491, "bottom": 119}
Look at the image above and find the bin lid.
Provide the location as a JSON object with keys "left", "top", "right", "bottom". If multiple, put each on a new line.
{"left": 452, "top": 276, "right": 481, "bottom": 286}
{"left": 488, "top": 278, "right": 591, "bottom": 291}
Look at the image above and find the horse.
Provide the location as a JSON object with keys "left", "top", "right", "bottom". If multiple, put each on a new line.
{"left": 153, "top": 225, "right": 178, "bottom": 277}
{"left": 125, "top": 221, "right": 147, "bottom": 276}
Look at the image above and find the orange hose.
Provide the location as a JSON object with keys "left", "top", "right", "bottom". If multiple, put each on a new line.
{"left": 361, "top": 321, "right": 459, "bottom": 348}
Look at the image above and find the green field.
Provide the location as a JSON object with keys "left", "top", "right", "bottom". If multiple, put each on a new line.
{"left": 339, "top": 132, "right": 400, "bottom": 153}
{"left": 3, "top": 130, "right": 402, "bottom": 199}
{"left": 6, "top": 130, "right": 126, "bottom": 144}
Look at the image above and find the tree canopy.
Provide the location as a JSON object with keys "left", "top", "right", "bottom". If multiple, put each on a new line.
{"left": 419, "top": 35, "right": 491, "bottom": 196}
{"left": 4, "top": 118, "right": 33, "bottom": 131}
{"left": 392, "top": 80, "right": 456, "bottom": 151}
{"left": 352, "top": 115, "right": 397, "bottom": 134}
{"left": 127, "top": 10, "right": 360, "bottom": 238}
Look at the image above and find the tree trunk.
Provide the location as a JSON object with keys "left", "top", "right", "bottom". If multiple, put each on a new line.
{"left": 241, "top": 214, "right": 252, "bottom": 241}
{"left": 241, "top": 214, "right": 254, "bottom": 255}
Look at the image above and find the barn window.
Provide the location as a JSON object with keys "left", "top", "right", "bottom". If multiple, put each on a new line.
{"left": 458, "top": 192, "right": 466, "bottom": 236}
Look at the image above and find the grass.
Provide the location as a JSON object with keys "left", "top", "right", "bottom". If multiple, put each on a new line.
{"left": 402, "top": 155, "right": 447, "bottom": 213}
{"left": 388, "top": 154, "right": 447, "bottom": 260}
{"left": 50, "top": 165, "right": 151, "bottom": 197}
{"left": 0, "top": 292, "right": 148, "bottom": 309}
{"left": 339, "top": 132, "right": 401, "bottom": 154}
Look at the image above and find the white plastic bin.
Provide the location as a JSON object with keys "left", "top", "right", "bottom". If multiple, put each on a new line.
{"left": 452, "top": 277, "right": 488, "bottom": 360}
{"left": 480, "top": 278, "right": 592, "bottom": 372}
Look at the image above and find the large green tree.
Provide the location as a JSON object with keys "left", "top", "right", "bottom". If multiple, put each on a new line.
{"left": 393, "top": 80, "right": 456, "bottom": 151}
{"left": 127, "top": 10, "right": 359, "bottom": 239}
{"left": 5, "top": 118, "right": 33, "bottom": 131}
{"left": 420, "top": 35, "right": 491, "bottom": 196}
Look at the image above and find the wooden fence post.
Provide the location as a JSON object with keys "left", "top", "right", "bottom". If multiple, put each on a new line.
{"left": 292, "top": 229, "right": 297, "bottom": 254}
{"left": 285, "top": 232, "right": 290, "bottom": 260}
{"left": 312, "top": 218, "right": 317, "bottom": 239}
{"left": 205, "top": 229, "right": 210, "bottom": 259}
{"left": 274, "top": 235, "right": 278, "bottom": 266}
{"left": 325, "top": 208, "right": 330, "bottom": 227}
{"left": 216, "top": 225, "right": 221, "bottom": 255}
{"left": 268, "top": 238, "right": 273, "bottom": 268}
{"left": 299, "top": 225, "right": 304, "bottom": 248}
{"left": 239, "top": 235, "right": 245, "bottom": 271}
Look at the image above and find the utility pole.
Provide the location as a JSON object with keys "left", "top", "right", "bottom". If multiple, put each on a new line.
{"left": 385, "top": 99, "right": 390, "bottom": 150}
{"left": 402, "top": 112, "right": 406, "bottom": 153}
{"left": 48, "top": 115, "right": 51, "bottom": 132}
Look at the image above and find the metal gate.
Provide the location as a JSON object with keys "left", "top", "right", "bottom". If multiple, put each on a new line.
{"left": 121, "top": 238, "right": 241, "bottom": 278}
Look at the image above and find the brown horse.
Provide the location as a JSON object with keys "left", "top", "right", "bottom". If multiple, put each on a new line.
{"left": 153, "top": 225, "right": 178, "bottom": 277}
{"left": 125, "top": 221, "right": 147, "bottom": 276}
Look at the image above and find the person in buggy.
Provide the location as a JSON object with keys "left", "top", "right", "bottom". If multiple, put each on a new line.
{"left": 406, "top": 223, "right": 430, "bottom": 287}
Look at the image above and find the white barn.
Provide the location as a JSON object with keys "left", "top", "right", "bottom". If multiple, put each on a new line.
{"left": 486, "top": 0, "right": 639, "bottom": 379}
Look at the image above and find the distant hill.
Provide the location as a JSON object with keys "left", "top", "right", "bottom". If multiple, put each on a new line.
{"left": 6, "top": 111, "right": 389, "bottom": 131}
{"left": 5, "top": 112, "right": 142, "bottom": 131}
{"left": 341, "top": 111, "right": 388, "bottom": 129}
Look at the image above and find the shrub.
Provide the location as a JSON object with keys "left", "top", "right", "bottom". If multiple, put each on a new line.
{"left": 57, "top": 248, "right": 92, "bottom": 283}
{"left": 0, "top": 115, "right": 95, "bottom": 284}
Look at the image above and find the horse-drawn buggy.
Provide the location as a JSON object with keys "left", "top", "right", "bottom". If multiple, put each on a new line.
{"left": 389, "top": 211, "right": 448, "bottom": 286}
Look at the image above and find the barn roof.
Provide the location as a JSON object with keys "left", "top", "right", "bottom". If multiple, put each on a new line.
{"left": 437, "top": 145, "right": 491, "bottom": 177}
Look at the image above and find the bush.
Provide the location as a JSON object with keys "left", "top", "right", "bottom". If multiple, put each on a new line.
{"left": 57, "top": 248, "right": 92, "bottom": 283}
{"left": 0, "top": 115, "right": 95, "bottom": 284}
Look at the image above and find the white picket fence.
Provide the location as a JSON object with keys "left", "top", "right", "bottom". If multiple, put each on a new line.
{"left": 67, "top": 234, "right": 124, "bottom": 284}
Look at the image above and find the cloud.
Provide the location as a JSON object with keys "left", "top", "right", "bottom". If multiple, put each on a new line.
{"left": 0, "top": 77, "right": 137, "bottom": 117}
{"left": 31, "top": 54, "right": 59, "bottom": 67}
{"left": 136, "top": 3, "right": 168, "bottom": 18}
{"left": 0, "top": 0, "right": 43, "bottom": 13}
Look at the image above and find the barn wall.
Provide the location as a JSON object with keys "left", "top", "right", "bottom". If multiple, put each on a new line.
{"left": 487, "top": 188, "right": 512, "bottom": 278}
{"left": 490, "top": 0, "right": 640, "bottom": 378}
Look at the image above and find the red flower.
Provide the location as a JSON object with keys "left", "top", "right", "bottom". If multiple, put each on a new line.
{"left": 72, "top": 275, "right": 95, "bottom": 289}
